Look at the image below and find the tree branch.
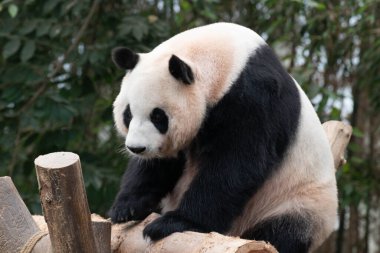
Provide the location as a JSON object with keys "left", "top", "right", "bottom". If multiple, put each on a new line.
{"left": 16, "top": 0, "right": 101, "bottom": 115}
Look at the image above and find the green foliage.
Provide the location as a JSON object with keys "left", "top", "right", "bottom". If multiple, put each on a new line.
{"left": 1, "top": 1, "right": 379, "bottom": 228}
{"left": 0, "top": 0, "right": 171, "bottom": 214}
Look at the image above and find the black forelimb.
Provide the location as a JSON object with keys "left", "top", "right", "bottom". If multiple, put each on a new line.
{"left": 108, "top": 153, "right": 185, "bottom": 223}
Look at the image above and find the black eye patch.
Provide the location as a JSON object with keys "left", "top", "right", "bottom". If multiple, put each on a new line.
{"left": 150, "top": 108, "right": 168, "bottom": 134}
{"left": 123, "top": 104, "right": 132, "bottom": 128}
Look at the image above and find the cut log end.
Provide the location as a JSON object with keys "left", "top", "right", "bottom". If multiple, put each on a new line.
{"left": 322, "top": 121, "right": 352, "bottom": 170}
{"left": 34, "top": 152, "right": 79, "bottom": 169}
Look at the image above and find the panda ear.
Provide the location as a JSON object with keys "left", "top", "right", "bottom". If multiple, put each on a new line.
{"left": 169, "top": 55, "right": 194, "bottom": 85}
{"left": 112, "top": 47, "right": 139, "bottom": 70}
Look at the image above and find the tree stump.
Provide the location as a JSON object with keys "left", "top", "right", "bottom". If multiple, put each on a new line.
{"left": 35, "top": 152, "right": 99, "bottom": 253}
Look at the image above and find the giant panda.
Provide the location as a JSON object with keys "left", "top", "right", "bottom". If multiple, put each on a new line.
{"left": 108, "top": 23, "right": 338, "bottom": 253}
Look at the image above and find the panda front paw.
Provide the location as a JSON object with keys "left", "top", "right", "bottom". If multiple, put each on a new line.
{"left": 143, "top": 211, "right": 205, "bottom": 241}
{"left": 108, "top": 194, "right": 160, "bottom": 223}
{"left": 108, "top": 202, "right": 131, "bottom": 223}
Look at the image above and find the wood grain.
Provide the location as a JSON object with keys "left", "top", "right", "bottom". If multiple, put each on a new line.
{"left": 322, "top": 120, "right": 352, "bottom": 169}
{"left": 0, "top": 177, "right": 40, "bottom": 253}
{"left": 1, "top": 120, "right": 351, "bottom": 253}
{"left": 35, "top": 152, "right": 98, "bottom": 253}
{"left": 110, "top": 213, "right": 278, "bottom": 253}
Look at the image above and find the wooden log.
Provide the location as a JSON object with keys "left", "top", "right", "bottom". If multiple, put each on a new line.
{"left": 32, "top": 215, "right": 110, "bottom": 253}
{"left": 31, "top": 234, "right": 52, "bottom": 253}
{"left": 92, "top": 214, "right": 112, "bottom": 253}
{"left": 34, "top": 152, "right": 98, "bottom": 253}
{"left": 0, "top": 176, "right": 41, "bottom": 253}
{"left": 322, "top": 120, "right": 352, "bottom": 169}
{"left": 108, "top": 120, "right": 352, "bottom": 253}
{"left": 0, "top": 176, "right": 50, "bottom": 253}
{"left": 24, "top": 120, "right": 352, "bottom": 253}
{"left": 33, "top": 214, "right": 276, "bottom": 253}
{"left": 111, "top": 213, "right": 277, "bottom": 253}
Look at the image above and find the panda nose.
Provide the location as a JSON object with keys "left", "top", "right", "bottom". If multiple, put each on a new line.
{"left": 127, "top": 146, "right": 146, "bottom": 154}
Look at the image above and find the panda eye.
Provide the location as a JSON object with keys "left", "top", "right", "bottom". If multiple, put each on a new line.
{"left": 123, "top": 104, "right": 132, "bottom": 128}
{"left": 150, "top": 107, "right": 168, "bottom": 134}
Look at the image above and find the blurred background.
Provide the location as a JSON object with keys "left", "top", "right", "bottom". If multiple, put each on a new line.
{"left": 0, "top": 0, "right": 379, "bottom": 252}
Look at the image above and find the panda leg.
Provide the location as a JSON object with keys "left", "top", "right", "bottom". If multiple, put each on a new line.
{"left": 241, "top": 213, "right": 313, "bottom": 253}
{"left": 108, "top": 154, "right": 185, "bottom": 223}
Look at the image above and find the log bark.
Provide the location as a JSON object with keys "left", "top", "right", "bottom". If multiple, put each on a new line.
{"left": 110, "top": 213, "right": 277, "bottom": 253}
{"left": 1, "top": 120, "right": 351, "bottom": 253}
{"left": 92, "top": 214, "right": 112, "bottom": 253}
{"left": 108, "top": 121, "right": 352, "bottom": 253}
{"left": 0, "top": 176, "right": 42, "bottom": 253}
{"left": 34, "top": 152, "right": 98, "bottom": 253}
{"left": 32, "top": 214, "right": 276, "bottom": 253}
{"left": 31, "top": 215, "right": 110, "bottom": 253}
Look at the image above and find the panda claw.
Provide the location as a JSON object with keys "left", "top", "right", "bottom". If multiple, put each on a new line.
{"left": 108, "top": 194, "right": 161, "bottom": 223}
{"left": 108, "top": 205, "right": 130, "bottom": 223}
{"left": 143, "top": 211, "right": 204, "bottom": 241}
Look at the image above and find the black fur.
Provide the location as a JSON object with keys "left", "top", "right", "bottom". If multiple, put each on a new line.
{"left": 112, "top": 47, "right": 139, "bottom": 70}
{"left": 143, "top": 44, "right": 301, "bottom": 240}
{"left": 108, "top": 153, "right": 186, "bottom": 222}
{"left": 241, "top": 213, "right": 313, "bottom": 253}
{"left": 168, "top": 55, "right": 194, "bottom": 84}
{"left": 150, "top": 107, "right": 169, "bottom": 134}
{"left": 123, "top": 104, "right": 132, "bottom": 128}
{"left": 143, "top": 210, "right": 204, "bottom": 240}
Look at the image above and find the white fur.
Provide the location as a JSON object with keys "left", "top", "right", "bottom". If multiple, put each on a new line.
{"left": 113, "top": 23, "right": 338, "bottom": 251}
{"left": 229, "top": 80, "right": 337, "bottom": 251}
{"left": 160, "top": 80, "right": 338, "bottom": 251}
{"left": 113, "top": 23, "right": 265, "bottom": 157}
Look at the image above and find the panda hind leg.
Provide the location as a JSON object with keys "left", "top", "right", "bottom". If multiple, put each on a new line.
{"left": 241, "top": 213, "right": 313, "bottom": 253}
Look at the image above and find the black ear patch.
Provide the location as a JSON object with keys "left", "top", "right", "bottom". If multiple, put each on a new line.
{"left": 112, "top": 47, "right": 139, "bottom": 70}
{"left": 168, "top": 55, "right": 194, "bottom": 85}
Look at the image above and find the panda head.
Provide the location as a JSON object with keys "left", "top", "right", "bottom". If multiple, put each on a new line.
{"left": 112, "top": 47, "right": 207, "bottom": 158}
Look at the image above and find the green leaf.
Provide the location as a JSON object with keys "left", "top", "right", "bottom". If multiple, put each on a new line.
{"left": 308, "top": 1, "right": 326, "bottom": 10}
{"left": 132, "top": 26, "right": 144, "bottom": 41}
{"left": 352, "top": 127, "right": 364, "bottom": 138}
{"left": 348, "top": 142, "right": 362, "bottom": 152}
{"left": 92, "top": 175, "right": 102, "bottom": 190}
{"left": 1, "top": 86, "right": 19, "bottom": 100}
{"left": 342, "top": 163, "right": 350, "bottom": 173}
{"left": 2, "top": 39, "right": 21, "bottom": 59}
{"left": 351, "top": 156, "right": 364, "bottom": 165}
{"left": 25, "top": 0, "right": 35, "bottom": 5}
{"left": 343, "top": 184, "right": 353, "bottom": 195}
{"left": 43, "top": 0, "right": 60, "bottom": 14}
{"left": 49, "top": 24, "right": 61, "bottom": 38}
{"left": 20, "top": 40, "right": 36, "bottom": 62}
{"left": 19, "top": 20, "right": 37, "bottom": 35}
{"left": 330, "top": 107, "right": 341, "bottom": 120}
{"left": 36, "top": 21, "right": 51, "bottom": 37}
{"left": 180, "top": 1, "right": 191, "bottom": 11}
{"left": 307, "top": 84, "right": 321, "bottom": 99}
{"left": 1, "top": 65, "right": 42, "bottom": 84}
{"left": 8, "top": 4, "right": 18, "bottom": 18}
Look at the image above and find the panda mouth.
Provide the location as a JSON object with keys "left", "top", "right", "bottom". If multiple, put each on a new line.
{"left": 127, "top": 147, "right": 162, "bottom": 159}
